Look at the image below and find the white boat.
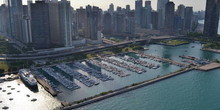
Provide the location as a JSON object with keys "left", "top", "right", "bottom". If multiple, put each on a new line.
{"left": 19, "top": 69, "right": 38, "bottom": 90}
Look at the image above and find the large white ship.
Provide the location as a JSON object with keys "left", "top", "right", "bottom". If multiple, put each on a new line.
{"left": 19, "top": 69, "right": 38, "bottom": 89}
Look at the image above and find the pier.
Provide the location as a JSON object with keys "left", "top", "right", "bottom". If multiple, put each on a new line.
{"left": 197, "top": 63, "right": 220, "bottom": 71}
{"left": 87, "top": 60, "right": 130, "bottom": 77}
{"left": 135, "top": 51, "right": 188, "bottom": 67}
{"left": 34, "top": 73, "right": 58, "bottom": 96}
{"left": 61, "top": 67, "right": 195, "bottom": 110}
{"left": 100, "top": 57, "right": 146, "bottom": 74}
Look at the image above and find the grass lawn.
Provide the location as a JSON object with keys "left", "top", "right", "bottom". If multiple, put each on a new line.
{"left": 160, "top": 40, "right": 189, "bottom": 46}
{"left": 108, "top": 38, "right": 122, "bottom": 43}
{"left": 203, "top": 42, "right": 220, "bottom": 50}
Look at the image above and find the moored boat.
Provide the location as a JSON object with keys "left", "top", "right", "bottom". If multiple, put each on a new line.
{"left": 18, "top": 69, "right": 38, "bottom": 90}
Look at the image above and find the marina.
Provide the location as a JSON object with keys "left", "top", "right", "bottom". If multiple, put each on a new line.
{"left": 71, "top": 62, "right": 114, "bottom": 81}
{"left": 61, "top": 66, "right": 195, "bottom": 110}
{"left": 87, "top": 59, "right": 130, "bottom": 77}
{"left": 33, "top": 71, "right": 61, "bottom": 96}
{"left": 136, "top": 51, "right": 188, "bottom": 67}
{"left": 2, "top": 43, "right": 220, "bottom": 110}
{"left": 41, "top": 67, "right": 80, "bottom": 90}
{"left": 55, "top": 64, "right": 98, "bottom": 87}
{"left": 179, "top": 55, "right": 210, "bottom": 65}
{"left": 100, "top": 57, "right": 146, "bottom": 74}
{"left": 118, "top": 55, "right": 160, "bottom": 69}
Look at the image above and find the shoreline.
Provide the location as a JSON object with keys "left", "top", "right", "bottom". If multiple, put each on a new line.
{"left": 153, "top": 42, "right": 190, "bottom": 46}
{"left": 201, "top": 48, "right": 220, "bottom": 53}
{"left": 61, "top": 67, "right": 195, "bottom": 110}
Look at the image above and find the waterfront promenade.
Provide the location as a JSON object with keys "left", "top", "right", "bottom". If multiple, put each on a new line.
{"left": 61, "top": 67, "right": 195, "bottom": 110}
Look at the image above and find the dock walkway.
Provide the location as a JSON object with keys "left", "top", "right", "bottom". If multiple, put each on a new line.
{"left": 197, "top": 63, "right": 220, "bottom": 71}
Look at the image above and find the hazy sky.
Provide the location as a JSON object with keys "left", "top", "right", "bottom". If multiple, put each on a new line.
{"left": 0, "top": 0, "right": 206, "bottom": 11}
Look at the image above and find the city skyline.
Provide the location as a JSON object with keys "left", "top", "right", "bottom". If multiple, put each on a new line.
{"left": 0, "top": 0, "right": 206, "bottom": 11}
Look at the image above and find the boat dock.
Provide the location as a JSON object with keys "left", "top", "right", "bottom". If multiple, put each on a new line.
{"left": 87, "top": 60, "right": 130, "bottom": 77}
{"left": 135, "top": 51, "right": 188, "bottom": 67}
{"left": 197, "top": 63, "right": 220, "bottom": 71}
{"left": 100, "top": 57, "right": 146, "bottom": 74}
{"left": 34, "top": 74, "right": 58, "bottom": 96}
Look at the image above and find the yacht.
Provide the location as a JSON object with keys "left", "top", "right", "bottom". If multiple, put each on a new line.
{"left": 19, "top": 69, "right": 38, "bottom": 89}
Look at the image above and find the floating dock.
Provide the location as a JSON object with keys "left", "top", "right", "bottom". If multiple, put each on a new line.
{"left": 34, "top": 75, "right": 58, "bottom": 96}
{"left": 197, "top": 63, "right": 220, "bottom": 71}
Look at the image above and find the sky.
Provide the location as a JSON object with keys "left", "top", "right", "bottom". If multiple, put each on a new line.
{"left": 0, "top": 0, "right": 206, "bottom": 11}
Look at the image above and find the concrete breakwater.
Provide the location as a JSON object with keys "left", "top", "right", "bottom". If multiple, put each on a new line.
{"left": 201, "top": 48, "right": 220, "bottom": 54}
{"left": 61, "top": 67, "right": 195, "bottom": 110}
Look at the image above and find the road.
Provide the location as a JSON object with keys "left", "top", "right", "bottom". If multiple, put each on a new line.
{"left": 0, "top": 36, "right": 177, "bottom": 61}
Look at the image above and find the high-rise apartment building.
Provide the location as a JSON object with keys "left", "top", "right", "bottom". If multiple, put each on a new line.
{"left": 165, "top": 1, "right": 175, "bottom": 33}
{"left": 103, "top": 13, "right": 112, "bottom": 34}
{"left": 141, "top": 1, "right": 152, "bottom": 29}
{"left": 184, "top": 7, "right": 193, "bottom": 32}
{"left": 157, "top": 0, "right": 169, "bottom": 29}
{"left": 135, "top": 0, "right": 143, "bottom": 27}
{"left": 4, "top": 0, "right": 24, "bottom": 41}
{"left": 31, "top": 1, "right": 51, "bottom": 49}
{"left": 204, "top": 0, "right": 220, "bottom": 38}
{"left": 108, "top": 3, "right": 114, "bottom": 15}
{"left": 31, "top": 0, "right": 72, "bottom": 49}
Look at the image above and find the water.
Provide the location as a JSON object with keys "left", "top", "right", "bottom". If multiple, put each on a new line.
{"left": 1, "top": 43, "right": 220, "bottom": 110}
{"left": 198, "top": 19, "right": 220, "bottom": 34}
{"left": 78, "top": 69, "right": 220, "bottom": 110}
{"left": 77, "top": 43, "right": 220, "bottom": 110}
{"left": 0, "top": 80, "right": 60, "bottom": 110}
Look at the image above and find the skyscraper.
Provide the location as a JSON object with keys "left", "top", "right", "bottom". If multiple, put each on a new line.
{"left": 141, "top": 1, "right": 152, "bottom": 29}
{"left": 4, "top": 0, "right": 24, "bottom": 41}
{"left": 176, "top": 4, "right": 185, "bottom": 32}
{"left": 165, "top": 1, "right": 175, "bottom": 33}
{"left": 125, "top": 11, "right": 135, "bottom": 34}
{"left": 58, "top": 0, "right": 72, "bottom": 47}
{"left": 126, "top": 5, "right": 130, "bottom": 12}
{"left": 0, "top": 5, "right": 8, "bottom": 35}
{"left": 135, "top": 0, "right": 142, "bottom": 27}
{"left": 157, "top": 0, "right": 169, "bottom": 29}
{"left": 116, "top": 6, "right": 122, "bottom": 12}
{"left": 184, "top": 7, "right": 193, "bottom": 32}
{"left": 145, "top": 0, "right": 151, "bottom": 7}
{"left": 86, "top": 5, "right": 100, "bottom": 40}
{"left": 204, "top": 0, "right": 220, "bottom": 38}
{"left": 31, "top": 0, "right": 73, "bottom": 49}
{"left": 113, "top": 12, "right": 125, "bottom": 34}
{"left": 177, "top": 5, "right": 185, "bottom": 19}
{"left": 48, "top": 0, "right": 60, "bottom": 47}
{"left": 151, "top": 11, "right": 158, "bottom": 30}
{"left": 22, "top": 5, "right": 32, "bottom": 43}
{"left": 31, "top": 1, "right": 51, "bottom": 49}
{"left": 103, "top": 13, "right": 112, "bottom": 34}
{"left": 76, "top": 7, "right": 88, "bottom": 38}
{"left": 108, "top": 3, "right": 114, "bottom": 15}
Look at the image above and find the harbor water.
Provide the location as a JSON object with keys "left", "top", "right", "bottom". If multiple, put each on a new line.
{"left": 78, "top": 43, "right": 220, "bottom": 110}
{"left": 1, "top": 43, "right": 220, "bottom": 110}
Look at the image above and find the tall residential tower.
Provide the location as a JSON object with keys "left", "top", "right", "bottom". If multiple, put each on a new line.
{"left": 157, "top": 0, "right": 169, "bottom": 29}
{"left": 204, "top": 0, "right": 220, "bottom": 38}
